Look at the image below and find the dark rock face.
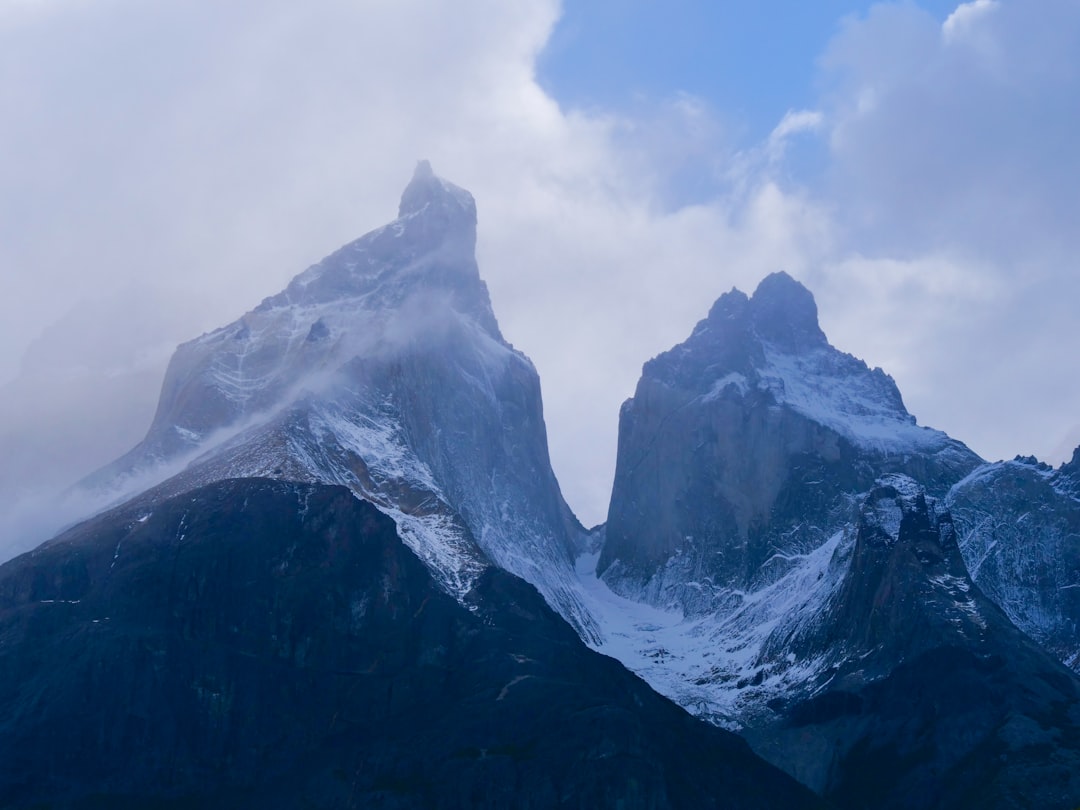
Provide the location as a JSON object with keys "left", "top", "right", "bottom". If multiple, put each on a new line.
{"left": 599, "top": 272, "right": 980, "bottom": 613}
{"left": 826, "top": 478, "right": 986, "bottom": 667}
{"left": 0, "top": 479, "right": 822, "bottom": 810}
{"left": 745, "top": 271, "right": 828, "bottom": 351}
{"left": 947, "top": 454, "right": 1080, "bottom": 671}
{"left": 1054, "top": 444, "right": 1080, "bottom": 494}
{"left": 746, "top": 479, "right": 1080, "bottom": 810}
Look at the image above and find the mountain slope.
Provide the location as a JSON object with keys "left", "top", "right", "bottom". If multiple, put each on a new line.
{"left": 743, "top": 475, "right": 1080, "bottom": 809}
{"left": 947, "top": 451, "right": 1080, "bottom": 671}
{"left": 0, "top": 477, "right": 824, "bottom": 809}
{"left": 81, "top": 161, "right": 594, "bottom": 638}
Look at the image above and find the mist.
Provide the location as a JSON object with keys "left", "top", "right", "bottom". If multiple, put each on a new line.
{"left": 2, "top": 0, "right": 1079, "bottom": 543}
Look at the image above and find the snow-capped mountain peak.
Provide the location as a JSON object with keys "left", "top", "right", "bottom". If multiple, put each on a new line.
{"left": 600, "top": 272, "right": 980, "bottom": 619}
{"left": 399, "top": 159, "right": 475, "bottom": 219}
{"left": 78, "top": 165, "right": 594, "bottom": 639}
{"left": 254, "top": 160, "right": 498, "bottom": 340}
{"left": 662, "top": 272, "right": 945, "bottom": 456}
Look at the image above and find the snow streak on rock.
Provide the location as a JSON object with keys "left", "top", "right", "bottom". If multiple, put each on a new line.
{"left": 948, "top": 454, "right": 1080, "bottom": 671}
{"left": 757, "top": 344, "right": 955, "bottom": 455}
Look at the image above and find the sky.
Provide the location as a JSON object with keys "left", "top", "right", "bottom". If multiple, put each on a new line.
{"left": 1, "top": 0, "right": 1078, "bottom": 533}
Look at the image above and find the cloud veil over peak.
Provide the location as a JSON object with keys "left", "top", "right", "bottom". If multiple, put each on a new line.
{"left": 0, "top": 0, "right": 1077, "bottom": 536}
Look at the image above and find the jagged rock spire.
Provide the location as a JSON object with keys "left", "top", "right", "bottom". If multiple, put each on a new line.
{"left": 747, "top": 271, "right": 827, "bottom": 349}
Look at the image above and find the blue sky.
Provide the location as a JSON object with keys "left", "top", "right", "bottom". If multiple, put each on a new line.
{"left": 540, "top": 1, "right": 958, "bottom": 144}
{"left": 0, "top": 0, "right": 1078, "bottom": 532}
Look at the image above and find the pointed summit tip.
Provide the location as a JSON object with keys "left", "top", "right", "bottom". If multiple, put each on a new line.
{"left": 749, "top": 271, "right": 827, "bottom": 349}
{"left": 413, "top": 159, "right": 435, "bottom": 180}
{"left": 398, "top": 160, "right": 476, "bottom": 222}
{"left": 752, "top": 271, "right": 810, "bottom": 301}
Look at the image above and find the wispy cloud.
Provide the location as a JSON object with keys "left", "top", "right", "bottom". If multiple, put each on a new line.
{"left": 942, "top": 0, "right": 1001, "bottom": 44}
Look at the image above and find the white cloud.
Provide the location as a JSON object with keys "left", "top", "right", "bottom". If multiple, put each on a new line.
{"left": 767, "top": 108, "right": 824, "bottom": 162}
{"left": 808, "top": 0, "right": 1080, "bottom": 466}
{"left": 1, "top": 0, "right": 1079, "bottom": 542}
{"left": 942, "top": 0, "right": 1001, "bottom": 44}
{"left": 821, "top": 1, "right": 1080, "bottom": 263}
{"left": 0, "top": 0, "right": 568, "bottom": 382}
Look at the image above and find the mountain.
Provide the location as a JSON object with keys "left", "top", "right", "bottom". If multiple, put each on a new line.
{"left": 599, "top": 272, "right": 980, "bottom": 614}
{"left": 947, "top": 451, "right": 1080, "bottom": 671}
{"left": 83, "top": 160, "right": 594, "bottom": 640}
{"left": 588, "top": 273, "right": 1080, "bottom": 808}
{"left": 6, "top": 166, "right": 1080, "bottom": 808}
{"left": 0, "top": 477, "right": 823, "bottom": 809}
{"left": 0, "top": 165, "right": 832, "bottom": 809}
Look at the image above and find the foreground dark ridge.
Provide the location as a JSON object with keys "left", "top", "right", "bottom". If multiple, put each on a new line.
{"left": 0, "top": 478, "right": 823, "bottom": 809}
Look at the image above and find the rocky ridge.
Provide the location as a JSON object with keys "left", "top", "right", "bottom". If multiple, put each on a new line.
{"left": 0, "top": 478, "right": 822, "bottom": 809}
{"left": 742, "top": 475, "right": 1080, "bottom": 809}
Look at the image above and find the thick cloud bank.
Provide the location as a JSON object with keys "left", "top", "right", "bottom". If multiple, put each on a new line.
{"left": 0, "top": 0, "right": 1077, "bottom": 545}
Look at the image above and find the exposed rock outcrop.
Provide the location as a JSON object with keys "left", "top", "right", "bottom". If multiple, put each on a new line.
{"left": 746, "top": 477, "right": 1080, "bottom": 810}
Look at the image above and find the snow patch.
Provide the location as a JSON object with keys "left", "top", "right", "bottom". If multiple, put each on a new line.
{"left": 701, "top": 372, "right": 749, "bottom": 401}
{"left": 174, "top": 426, "right": 202, "bottom": 443}
{"left": 575, "top": 528, "right": 848, "bottom": 727}
{"left": 380, "top": 505, "right": 487, "bottom": 597}
{"left": 757, "top": 344, "right": 950, "bottom": 454}
{"left": 928, "top": 571, "right": 987, "bottom": 630}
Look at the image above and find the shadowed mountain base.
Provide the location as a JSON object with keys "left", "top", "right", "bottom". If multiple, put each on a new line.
{"left": 0, "top": 478, "right": 822, "bottom": 810}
